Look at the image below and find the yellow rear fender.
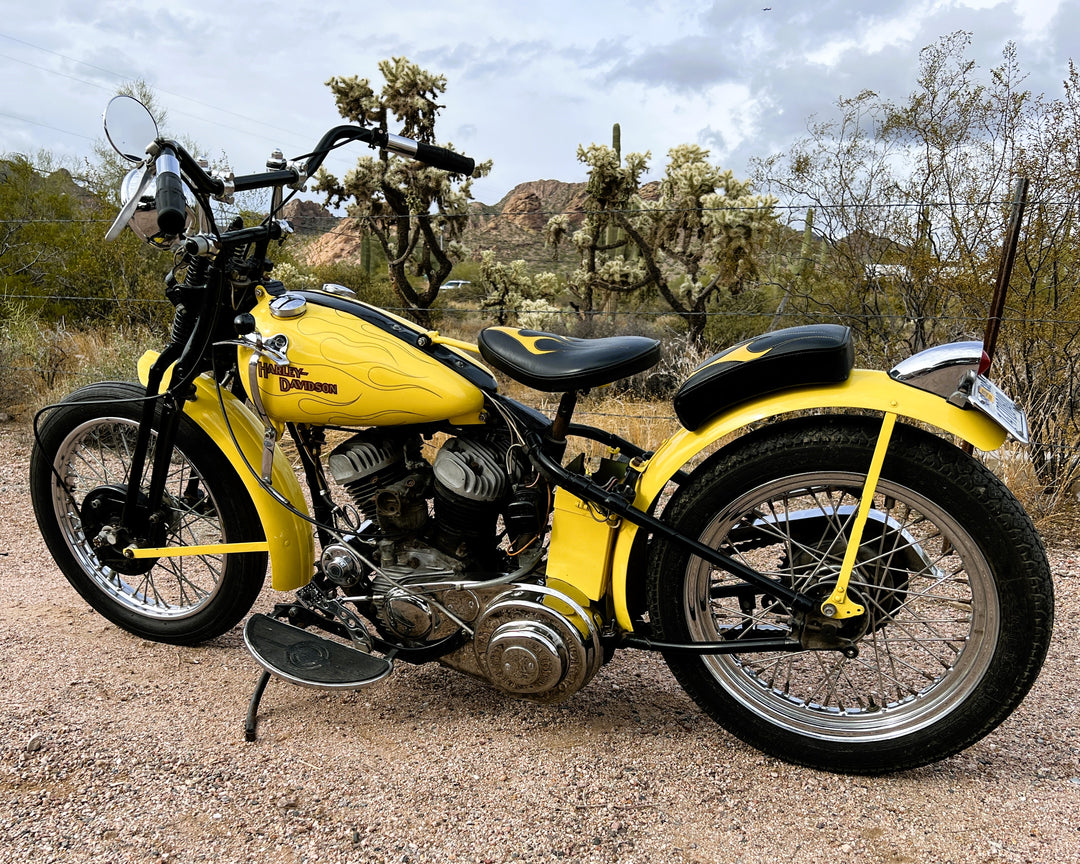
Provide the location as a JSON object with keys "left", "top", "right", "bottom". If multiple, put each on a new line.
{"left": 138, "top": 352, "right": 315, "bottom": 591}
{"left": 610, "top": 369, "right": 1007, "bottom": 630}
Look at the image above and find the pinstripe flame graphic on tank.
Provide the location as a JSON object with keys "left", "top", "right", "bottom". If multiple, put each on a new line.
{"left": 239, "top": 293, "right": 486, "bottom": 427}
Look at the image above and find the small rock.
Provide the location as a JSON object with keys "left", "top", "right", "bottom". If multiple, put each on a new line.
{"left": 26, "top": 734, "right": 44, "bottom": 753}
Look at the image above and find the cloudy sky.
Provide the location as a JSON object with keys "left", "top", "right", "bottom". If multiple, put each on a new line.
{"left": 0, "top": 0, "right": 1074, "bottom": 205}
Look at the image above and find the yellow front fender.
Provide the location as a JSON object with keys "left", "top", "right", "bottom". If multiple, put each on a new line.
{"left": 138, "top": 352, "right": 315, "bottom": 591}
{"left": 610, "top": 369, "right": 1007, "bottom": 630}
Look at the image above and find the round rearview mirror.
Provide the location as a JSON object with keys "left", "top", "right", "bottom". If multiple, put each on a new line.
{"left": 103, "top": 95, "right": 159, "bottom": 163}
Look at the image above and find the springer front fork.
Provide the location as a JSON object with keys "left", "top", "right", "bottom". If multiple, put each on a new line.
{"left": 119, "top": 351, "right": 188, "bottom": 546}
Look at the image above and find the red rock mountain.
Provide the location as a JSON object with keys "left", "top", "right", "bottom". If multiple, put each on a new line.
{"left": 293, "top": 180, "right": 595, "bottom": 270}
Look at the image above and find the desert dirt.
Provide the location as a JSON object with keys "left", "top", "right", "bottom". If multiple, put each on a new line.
{"left": 1, "top": 423, "right": 1079, "bottom": 864}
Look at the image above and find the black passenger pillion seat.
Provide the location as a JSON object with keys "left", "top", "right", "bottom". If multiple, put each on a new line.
{"left": 477, "top": 327, "right": 662, "bottom": 392}
{"left": 673, "top": 324, "right": 855, "bottom": 431}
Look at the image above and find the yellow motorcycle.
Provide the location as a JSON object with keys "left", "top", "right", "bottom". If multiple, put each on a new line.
{"left": 30, "top": 96, "right": 1053, "bottom": 773}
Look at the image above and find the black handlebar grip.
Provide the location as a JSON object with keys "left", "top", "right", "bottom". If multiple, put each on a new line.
{"left": 154, "top": 150, "right": 188, "bottom": 236}
{"left": 415, "top": 142, "right": 476, "bottom": 176}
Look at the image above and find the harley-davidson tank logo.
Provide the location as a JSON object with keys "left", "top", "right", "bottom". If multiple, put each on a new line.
{"left": 257, "top": 361, "right": 339, "bottom": 395}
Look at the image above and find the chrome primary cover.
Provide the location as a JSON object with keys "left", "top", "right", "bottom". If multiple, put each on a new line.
{"left": 472, "top": 585, "right": 601, "bottom": 704}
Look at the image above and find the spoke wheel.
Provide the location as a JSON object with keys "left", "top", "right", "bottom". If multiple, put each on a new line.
{"left": 31, "top": 382, "right": 267, "bottom": 645}
{"left": 647, "top": 415, "right": 1053, "bottom": 773}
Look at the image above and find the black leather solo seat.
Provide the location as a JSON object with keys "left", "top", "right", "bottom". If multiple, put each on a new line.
{"left": 673, "top": 324, "right": 855, "bottom": 430}
{"left": 478, "top": 327, "right": 661, "bottom": 392}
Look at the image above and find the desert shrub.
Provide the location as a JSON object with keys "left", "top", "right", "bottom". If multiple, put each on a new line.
{"left": 0, "top": 302, "right": 71, "bottom": 412}
{"left": 0, "top": 301, "right": 161, "bottom": 417}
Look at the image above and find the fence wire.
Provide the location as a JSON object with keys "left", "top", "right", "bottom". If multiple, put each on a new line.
{"left": 4, "top": 202, "right": 1080, "bottom": 476}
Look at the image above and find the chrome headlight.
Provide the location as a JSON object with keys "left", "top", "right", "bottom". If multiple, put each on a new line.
{"left": 119, "top": 168, "right": 199, "bottom": 249}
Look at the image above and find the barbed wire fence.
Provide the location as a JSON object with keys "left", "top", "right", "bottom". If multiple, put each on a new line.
{"left": 4, "top": 198, "right": 1078, "bottom": 323}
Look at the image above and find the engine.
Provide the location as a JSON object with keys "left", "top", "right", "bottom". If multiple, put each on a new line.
{"left": 321, "top": 430, "right": 598, "bottom": 701}
{"left": 326, "top": 431, "right": 525, "bottom": 566}
{"left": 324, "top": 430, "right": 525, "bottom": 627}
{"left": 326, "top": 433, "right": 430, "bottom": 539}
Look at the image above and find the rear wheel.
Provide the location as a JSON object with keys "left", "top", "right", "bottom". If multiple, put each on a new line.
{"left": 646, "top": 415, "right": 1053, "bottom": 773}
{"left": 30, "top": 382, "right": 267, "bottom": 645}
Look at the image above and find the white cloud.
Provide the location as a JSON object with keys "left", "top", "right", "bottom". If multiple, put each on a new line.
{"left": 1008, "top": 0, "right": 1063, "bottom": 39}
{"left": 1, "top": 0, "right": 1078, "bottom": 205}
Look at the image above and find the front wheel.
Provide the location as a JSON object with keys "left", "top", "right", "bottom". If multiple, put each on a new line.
{"left": 646, "top": 415, "right": 1053, "bottom": 773}
{"left": 30, "top": 382, "right": 268, "bottom": 645}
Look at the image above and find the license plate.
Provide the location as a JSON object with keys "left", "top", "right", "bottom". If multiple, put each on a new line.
{"left": 969, "top": 375, "right": 1029, "bottom": 444}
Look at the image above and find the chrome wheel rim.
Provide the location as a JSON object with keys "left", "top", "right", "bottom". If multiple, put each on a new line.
{"left": 685, "top": 471, "right": 998, "bottom": 742}
{"left": 50, "top": 417, "right": 228, "bottom": 620}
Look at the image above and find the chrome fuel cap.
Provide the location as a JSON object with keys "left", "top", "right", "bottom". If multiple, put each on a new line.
{"left": 269, "top": 293, "right": 307, "bottom": 319}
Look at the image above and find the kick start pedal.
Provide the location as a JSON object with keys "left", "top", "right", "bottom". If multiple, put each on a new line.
{"left": 243, "top": 613, "right": 393, "bottom": 689}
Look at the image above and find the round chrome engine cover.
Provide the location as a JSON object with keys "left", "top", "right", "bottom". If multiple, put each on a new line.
{"left": 381, "top": 588, "right": 433, "bottom": 640}
{"left": 474, "top": 585, "right": 601, "bottom": 703}
{"left": 487, "top": 621, "right": 567, "bottom": 693}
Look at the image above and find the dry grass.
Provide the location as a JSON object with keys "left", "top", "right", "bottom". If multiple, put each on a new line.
{"left": 2, "top": 314, "right": 1063, "bottom": 532}
{"left": 981, "top": 444, "right": 1080, "bottom": 539}
{"left": 0, "top": 311, "right": 160, "bottom": 420}
{"left": 575, "top": 393, "right": 680, "bottom": 449}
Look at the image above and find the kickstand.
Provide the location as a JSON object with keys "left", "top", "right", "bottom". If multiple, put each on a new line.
{"left": 244, "top": 670, "right": 272, "bottom": 742}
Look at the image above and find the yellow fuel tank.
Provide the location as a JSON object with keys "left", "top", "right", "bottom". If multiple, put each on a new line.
{"left": 239, "top": 289, "right": 495, "bottom": 427}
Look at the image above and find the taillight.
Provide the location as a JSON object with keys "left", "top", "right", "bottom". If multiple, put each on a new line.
{"left": 978, "top": 350, "right": 991, "bottom": 375}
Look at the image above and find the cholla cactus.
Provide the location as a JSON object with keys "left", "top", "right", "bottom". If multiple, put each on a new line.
{"left": 271, "top": 262, "right": 320, "bottom": 292}
{"left": 518, "top": 297, "right": 562, "bottom": 331}
{"left": 572, "top": 141, "right": 778, "bottom": 344}
{"left": 476, "top": 250, "right": 562, "bottom": 328}
{"left": 314, "top": 57, "right": 492, "bottom": 327}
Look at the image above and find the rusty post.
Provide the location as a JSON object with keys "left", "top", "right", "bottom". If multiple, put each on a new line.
{"left": 982, "top": 177, "right": 1029, "bottom": 370}
{"left": 960, "top": 178, "right": 1028, "bottom": 457}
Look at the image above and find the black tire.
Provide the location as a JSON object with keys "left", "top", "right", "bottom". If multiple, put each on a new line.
{"left": 646, "top": 415, "right": 1053, "bottom": 773}
{"left": 30, "top": 382, "right": 268, "bottom": 645}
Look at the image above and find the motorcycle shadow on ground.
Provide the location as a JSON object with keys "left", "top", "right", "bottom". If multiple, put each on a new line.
{"left": 202, "top": 592, "right": 1068, "bottom": 780}
{"left": 219, "top": 601, "right": 1076, "bottom": 792}
{"left": 242, "top": 642, "right": 712, "bottom": 748}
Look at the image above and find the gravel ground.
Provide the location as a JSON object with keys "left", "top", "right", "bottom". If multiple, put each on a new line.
{"left": 1, "top": 423, "right": 1079, "bottom": 864}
